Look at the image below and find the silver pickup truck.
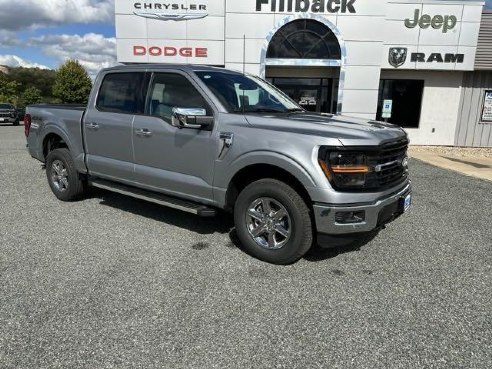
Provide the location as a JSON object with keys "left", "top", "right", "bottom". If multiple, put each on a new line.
{"left": 25, "top": 64, "right": 411, "bottom": 264}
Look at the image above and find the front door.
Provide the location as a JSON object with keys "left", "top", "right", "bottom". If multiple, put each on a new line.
{"left": 132, "top": 72, "right": 216, "bottom": 203}
{"left": 269, "top": 77, "right": 335, "bottom": 113}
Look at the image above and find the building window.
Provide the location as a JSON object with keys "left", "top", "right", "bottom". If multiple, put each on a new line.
{"left": 267, "top": 19, "right": 341, "bottom": 60}
{"left": 376, "top": 79, "right": 424, "bottom": 128}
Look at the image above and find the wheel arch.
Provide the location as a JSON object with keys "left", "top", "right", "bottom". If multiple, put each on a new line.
{"left": 225, "top": 163, "right": 314, "bottom": 211}
{"left": 42, "top": 128, "right": 72, "bottom": 159}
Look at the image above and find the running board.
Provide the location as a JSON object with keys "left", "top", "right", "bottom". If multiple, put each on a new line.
{"left": 89, "top": 178, "right": 217, "bottom": 217}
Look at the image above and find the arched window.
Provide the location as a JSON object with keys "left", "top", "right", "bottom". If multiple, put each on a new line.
{"left": 266, "top": 19, "right": 341, "bottom": 60}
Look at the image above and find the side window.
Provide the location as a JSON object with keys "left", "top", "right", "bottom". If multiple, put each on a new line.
{"left": 96, "top": 73, "right": 145, "bottom": 114}
{"left": 148, "top": 73, "right": 211, "bottom": 123}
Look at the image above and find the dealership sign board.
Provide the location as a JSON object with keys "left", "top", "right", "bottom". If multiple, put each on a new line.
{"left": 255, "top": 0, "right": 357, "bottom": 13}
{"left": 115, "top": 0, "right": 482, "bottom": 71}
{"left": 389, "top": 48, "right": 465, "bottom": 68}
{"left": 115, "top": 0, "right": 225, "bottom": 64}
{"left": 405, "top": 9, "right": 457, "bottom": 33}
{"left": 481, "top": 91, "right": 492, "bottom": 122}
{"left": 132, "top": 2, "right": 208, "bottom": 21}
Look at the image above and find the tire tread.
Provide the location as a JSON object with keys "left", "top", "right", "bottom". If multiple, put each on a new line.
{"left": 46, "top": 148, "right": 85, "bottom": 201}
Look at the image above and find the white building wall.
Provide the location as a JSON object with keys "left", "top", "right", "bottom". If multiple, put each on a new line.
{"left": 337, "top": 0, "right": 386, "bottom": 118}
{"left": 223, "top": 0, "right": 387, "bottom": 119}
{"left": 115, "top": 0, "right": 486, "bottom": 145}
{"left": 382, "top": 1, "right": 483, "bottom": 71}
{"left": 380, "top": 70, "right": 464, "bottom": 145}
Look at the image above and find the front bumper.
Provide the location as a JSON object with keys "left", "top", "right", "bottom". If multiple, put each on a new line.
{"left": 313, "top": 182, "right": 411, "bottom": 235}
{"left": 0, "top": 117, "right": 17, "bottom": 123}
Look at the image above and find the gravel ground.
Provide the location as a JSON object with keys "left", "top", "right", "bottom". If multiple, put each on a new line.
{"left": 410, "top": 145, "right": 492, "bottom": 158}
{"left": 0, "top": 125, "right": 491, "bottom": 368}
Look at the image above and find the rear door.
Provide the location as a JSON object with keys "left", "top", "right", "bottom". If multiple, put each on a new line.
{"left": 84, "top": 72, "right": 148, "bottom": 183}
{"left": 132, "top": 71, "right": 216, "bottom": 203}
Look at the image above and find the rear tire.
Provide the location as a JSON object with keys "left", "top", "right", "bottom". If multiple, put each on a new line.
{"left": 234, "top": 179, "right": 313, "bottom": 265}
{"left": 46, "top": 148, "right": 86, "bottom": 201}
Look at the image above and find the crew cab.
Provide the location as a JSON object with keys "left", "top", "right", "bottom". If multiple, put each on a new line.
{"left": 25, "top": 65, "right": 411, "bottom": 264}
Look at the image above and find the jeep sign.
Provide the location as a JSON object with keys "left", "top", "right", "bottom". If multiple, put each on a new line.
{"left": 256, "top": 0, "right": 356, "bottom": 13}
{"left": 405, "top": 9, "right": 457, "bottom": 33}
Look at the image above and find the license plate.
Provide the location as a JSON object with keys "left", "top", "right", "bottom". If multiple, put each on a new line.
{"left": 403, "top": 194, "right": 412, "bottom": 212}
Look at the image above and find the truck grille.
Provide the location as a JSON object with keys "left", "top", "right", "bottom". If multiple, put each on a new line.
{"left": 0, "top": 112, "right": 11, "bottom": 118}
{"left": 365, "top": 139, "right": 409, "bottom": 190}
{"left": 318, "top": 138, "right": 410, "bottom": 192}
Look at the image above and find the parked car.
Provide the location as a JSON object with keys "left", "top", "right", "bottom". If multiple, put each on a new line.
{"left": 24, "top": 65, "right": 411, "bottom": 264}
{"left": 0, "top": 103, "right": 19, "bottom": 125}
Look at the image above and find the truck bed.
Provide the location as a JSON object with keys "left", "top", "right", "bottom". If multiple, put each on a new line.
{"left": 26, "top": 104, "right": 87, "bottom": 174}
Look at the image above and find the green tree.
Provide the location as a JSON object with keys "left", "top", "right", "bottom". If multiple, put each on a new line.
{"left": 8, "top": 67, "right": 56, "bottom": 99}
{"left": 22, "top": 86, "right": 42, "bottom": 105}
{"left": 0, "top": 73, "right": 20, "bottom": 104}
{"left": 52, "top": 59, "right": 92, "bottom": 104}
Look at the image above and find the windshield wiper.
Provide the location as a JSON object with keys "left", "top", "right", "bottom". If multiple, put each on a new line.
{"left": 287, "top": 108, "right": 305, "bottom": 113}
{"left": 243, "top": 108, "right": 287, "bottom": 113}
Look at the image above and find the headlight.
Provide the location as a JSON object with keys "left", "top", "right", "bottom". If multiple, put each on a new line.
{"left": 318, "top": 150, "right": 370, "bottom": 189}
{"left": 10, "top": 111, "right": 16, "bottom": 118}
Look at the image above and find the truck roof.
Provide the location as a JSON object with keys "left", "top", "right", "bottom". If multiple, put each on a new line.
{"left": 100, "top": 64, "right": 244, "bottom": 75}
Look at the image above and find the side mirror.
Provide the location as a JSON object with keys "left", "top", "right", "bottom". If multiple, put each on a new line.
{"left": 171, "top": 107, "right": 213, "bottom": 129}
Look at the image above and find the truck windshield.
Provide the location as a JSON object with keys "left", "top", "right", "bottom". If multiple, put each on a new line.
{"left": 195, "top": 71, "right": 303, "bottom": 114}
{"left": 0, "top": 104, "right": 14, "bottom": 109}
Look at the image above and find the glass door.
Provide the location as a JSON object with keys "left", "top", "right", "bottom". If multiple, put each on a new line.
{"left": 267, "top": 78, "right": 335, "bottom": 113}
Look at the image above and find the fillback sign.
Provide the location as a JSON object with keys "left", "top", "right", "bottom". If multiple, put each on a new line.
{"left": 256, "top": 0, "right": 356, "bottom": 13}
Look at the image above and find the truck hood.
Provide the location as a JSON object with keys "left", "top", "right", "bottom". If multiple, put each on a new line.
{"left": 244, "top": 112, "right": 408, "bottom": 146}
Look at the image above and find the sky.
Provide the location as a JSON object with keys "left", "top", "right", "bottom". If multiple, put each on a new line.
{"left": 0, "top": 0, "right": 116, "bottom": 77}
{"left": 0, "top": 0, "right": 491, "bottom": 78}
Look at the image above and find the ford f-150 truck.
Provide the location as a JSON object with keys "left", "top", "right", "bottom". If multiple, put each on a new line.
{"left": 25, "top": 64, "right": 411, "bottom": 264}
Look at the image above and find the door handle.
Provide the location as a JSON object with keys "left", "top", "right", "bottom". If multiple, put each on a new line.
{"left": 87, "top": 122, "right": 99, "bottom": 130}
{"left": 135, "top": 129, "right": 153, "bottom": 137}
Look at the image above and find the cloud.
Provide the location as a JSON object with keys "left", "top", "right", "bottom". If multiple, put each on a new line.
{"left": 29, "top": 33, "right": 118, "bottom": 77}
{"left": 0, "top": 0, "right": 114, "bottom": 31}
{"left": 0, "top": 30, "right": 21, "bottom": 47}
{"left": 0, "top": 55, "right": 50, "bottom": 69}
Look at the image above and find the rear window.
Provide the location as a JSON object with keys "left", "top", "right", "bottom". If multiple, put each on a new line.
{"left": 96, "top": 73, "right": 145, "bottom": 114}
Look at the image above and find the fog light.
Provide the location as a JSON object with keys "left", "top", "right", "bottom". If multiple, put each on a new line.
{"left": 335, "top": 211, "right": 366, "bottom": 224}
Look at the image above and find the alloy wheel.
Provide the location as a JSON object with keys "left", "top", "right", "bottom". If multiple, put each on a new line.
{"left": 51, "top": 160, "right": 69, "bottom": 192}
{"left": 246, "top": 197, "right": 292, "bottom": 250}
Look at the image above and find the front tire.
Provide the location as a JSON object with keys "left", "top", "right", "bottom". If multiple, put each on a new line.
{"left": 13, "top": 120, "right": 19, "bottom": 126}
{"left": 46, "top": 148, "right": 85, "bottom": 201}
{"left": 234, "top": 179, "right": 313, "bottom": 265}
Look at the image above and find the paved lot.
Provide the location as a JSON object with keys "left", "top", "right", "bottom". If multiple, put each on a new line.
{"left": 0, "top": 125, "right": 490, "bottom": 368}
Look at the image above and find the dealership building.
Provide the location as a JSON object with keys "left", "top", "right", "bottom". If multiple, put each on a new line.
{"left": 115, "top": 0, "right": 492, "bottom": 147}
